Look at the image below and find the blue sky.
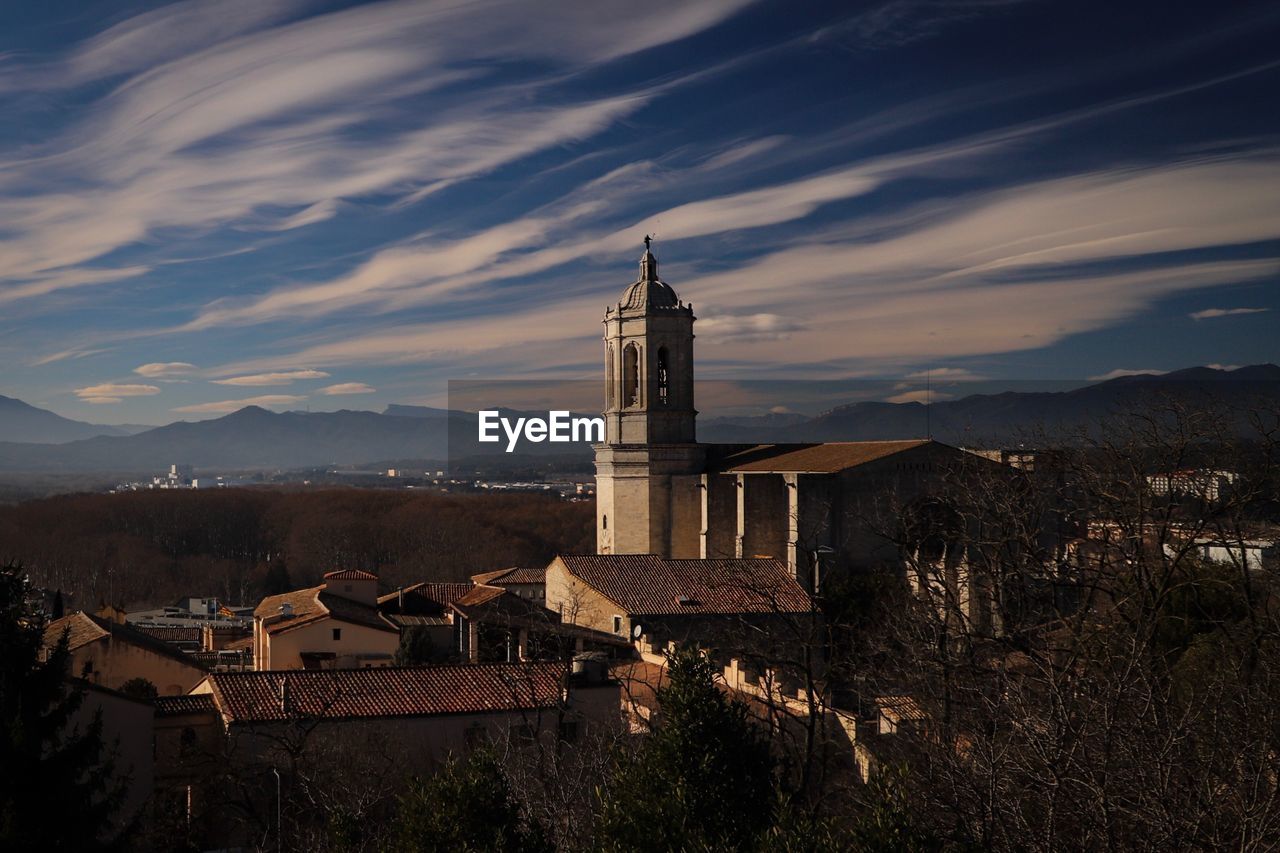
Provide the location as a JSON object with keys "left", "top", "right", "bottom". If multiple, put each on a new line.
{"left": 1, "top": 0, "right": 1277, "bottom": 423}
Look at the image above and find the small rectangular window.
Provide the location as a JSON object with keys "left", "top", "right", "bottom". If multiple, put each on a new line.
{"left": 612, "top": 615, "right": 623, "bottom": 635}
{"left": 332, "top": 628, "right": 342, "bottom": 641}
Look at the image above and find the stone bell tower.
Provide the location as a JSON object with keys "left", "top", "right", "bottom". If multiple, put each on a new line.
{"left": 595, "top": 241, "right": 704, "bottom": 557}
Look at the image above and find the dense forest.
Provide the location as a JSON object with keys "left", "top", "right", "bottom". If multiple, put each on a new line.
{"left": 0, "top": 489, "right": 595, "bottom": 609}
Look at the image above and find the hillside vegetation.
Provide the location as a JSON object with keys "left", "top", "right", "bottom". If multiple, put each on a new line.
{"left": 0, "top": 489, "right": 595, "bottom": 609}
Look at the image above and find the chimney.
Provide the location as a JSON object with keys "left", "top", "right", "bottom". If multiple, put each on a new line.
{"left": 280, "top": 602, "right": 293, "bottom": 618}
{"left": 397, "top": 587, "right": 404, "bottom": 612}
{"left": 279, "top": 675, "right": 291, "bottom": 714}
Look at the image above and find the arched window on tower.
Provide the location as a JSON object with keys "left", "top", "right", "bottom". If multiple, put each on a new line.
{"left": 623, "top": 343, "right": 640, "bottom": 407}
{"left": 605, "top": 346, "right": 614, "bottom": 408}
{"left": 656, "top": 346, "right": 669, "bottom": 405}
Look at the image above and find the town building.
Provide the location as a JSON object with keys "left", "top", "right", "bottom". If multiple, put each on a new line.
{"left": 252, "top": 569, "right": 400, "bottom": 670}
{"left": 43, "top": 611, "right": 208, "bottom": 695}
{"left": 470, "top": 565, "right": 547, "bottom": 603}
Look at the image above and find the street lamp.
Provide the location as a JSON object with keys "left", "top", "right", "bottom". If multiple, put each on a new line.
{"left": 272, "top": 766, "right": 282, "bottom": 852}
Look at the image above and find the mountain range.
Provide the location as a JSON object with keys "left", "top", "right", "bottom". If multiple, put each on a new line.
{"left": 0, "top": 365, "right": 1275, "bottom": 474}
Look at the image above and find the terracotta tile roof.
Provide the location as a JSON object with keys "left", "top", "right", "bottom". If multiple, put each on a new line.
{"left": 455, "top": 584, "right": 508, "bottom": 608}
{"left": 133, "top": 625, "right": 202, "bottom": 644}
{"left": 555, "top": 555, "right": 812, "bottom": 616}
{"left": 323, "top": 569, "right": 379, "bottom": 581}
{"left": 256, "top": 586, "right": 397, "bottom": 635}
{"left": 204, "top": 663, "right": 566, "bottom": 723}
{"left": 716, "top": 440, "right": 932, "bottom": 474}
{"left": 44, "top": 611, "right": 109, "bottom": 651}
{"left": 877, "top": 695, "right": 928, "bottom": 723}
{"left": 43, "top": 612, "right": 207, "bottom": 669}
{"left": 471, "top": 566, "right": 546, "bottom": 586}
{"left": 378, "top": 582, "right": 471, "bottom": 612}
{"left": 154, "top": 694, "right": 218, "bottom": 717}
{"left": 385, "top": 614, "right": 453, "bottom": 628}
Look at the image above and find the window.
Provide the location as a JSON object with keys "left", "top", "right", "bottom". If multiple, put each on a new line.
{"left": 605, "top": 346, "right": 614, "bottom": 408}
{"left": 656, "top": 346, "right": 669, "bottom": 405}
{"left": 602, "top": 514, "right": 608, "bottom": 530}
{"left": 612, "top": 615, "right": 623, "bottom": 635}
{"left": 332, "top": 628, "right": 342, "bottom": 641}
{"left": 622, "top": 343, "right": 640, "bottom": 407}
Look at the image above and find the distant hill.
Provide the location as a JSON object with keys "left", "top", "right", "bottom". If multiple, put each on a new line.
{"left": 0, "top": 365, "right": 1274, "bottom": 473}
{"left": 768, "top": 364, "right": 1280, "bottom": 445}
{"left": 0, "top": 395, "right": 141, "bottom": 443}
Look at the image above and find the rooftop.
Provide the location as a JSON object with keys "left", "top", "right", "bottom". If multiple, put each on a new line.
{"left": 255, "top": 586, "right": 397, "bottom": 635}
{"left": 322, "top": 569, "right": 379, "bottom": 581}
{"left": 555, "top": 555, "right": 812, "bottom": 616}
{"left": 714, "top": 440, "right": 933, "bottom": 474}
{"left": 471, "top": 566, "right": 546, "bottom": 586}
{"left": 201, "top": 662, "right": 568, "bottom": 723}
{"left": 44, "top": 611, "right": 208, "bottom": 669}
{"left": 154, "top": 694, "right": 218, "bottom": 717}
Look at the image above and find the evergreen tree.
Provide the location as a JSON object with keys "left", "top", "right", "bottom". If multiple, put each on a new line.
{"left": 262, "top": 558, "right": 293, "bottom": 595}
{"left": 51, "top": 588, "right": 64, "bottom": 619}
{"left": 119, "top": 677, "right": 159, "bottom": 702}
{"left": 390, "top": 746, "right": 549, "bottom": 852}
{"left": 0, "top": 561, "right": 126, "bottom": 851}
{"left": 394, "top": 626, "right": 437, "bottom": 665}
{"left": 596, "top": 646, "right": 775, "bottom": 852}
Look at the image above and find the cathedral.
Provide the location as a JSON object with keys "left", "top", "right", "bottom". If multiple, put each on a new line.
{"left": 594, "top": 244, "right": 993, "bottom": 594}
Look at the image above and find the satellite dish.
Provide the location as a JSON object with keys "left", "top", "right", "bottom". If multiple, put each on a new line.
{"left": 632, "top": 623, "right": 644, "bottom": 639}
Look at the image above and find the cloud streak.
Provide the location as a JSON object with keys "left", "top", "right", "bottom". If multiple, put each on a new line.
{"left": 172, "top": 394, "right": 306, "bottom": 414}
{"left": 75, "top": 383, "right": 161, "bottom": 403}
{"left": 1189, "top": 307, "right": 1269, "bottom": 320}
{"left": 212, "top": 369, "right": 329, "bottom": 386}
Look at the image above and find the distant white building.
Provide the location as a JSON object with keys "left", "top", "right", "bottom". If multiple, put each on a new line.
{"left": 1147, "top": 469, "right": 1237, "bottom": 502}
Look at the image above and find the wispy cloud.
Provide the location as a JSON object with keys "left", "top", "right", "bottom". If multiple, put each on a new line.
{"left": 173, "top": 394, "right": 306, "bottom": 414}
{"left": 134, "top": 362, "right": 198, "bottom": 378}
{"left": 903, "top": 368, "right": 985, "bottom": 381}
{"left": 1189, "top": 307, "right": 1269, "bottom": 320}
{"left": 318, "top": 382, "right": 376, "bottom": 395}
{"left": 1089, "top": 368, "right": 1169, "bottom": 381}
{"left": 0, "top": 0, "right": 752, "bottom": 309}
{"left": 212, "top": 369, "right": 329, "bottom": 386}
{"left": 75, "top": 383, "right": 161, "bottom": 403}
{"left": 886, "top": 389, "right": 954, "bottom": 404}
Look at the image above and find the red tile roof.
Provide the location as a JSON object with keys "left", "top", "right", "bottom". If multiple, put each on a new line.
{"left": 555, "top": 555, "right": 812, "bottom": 616}
{"left": 133, "top": 625, "right": 202, "bottom": 644}
{"left": 454, "top": 584, "right": 508, "bottom": 608}
{"left": 378, "top": 582, "right": 471, "bottom": 611}
{"left": 323, "top": 569, "right": 379, "bottom": 581}
{"left": 716, "top": 440, "right": 932, "bottom": 473}
{"left": 203, "top": 663, "right": 566, "bottom": 723}
{"left": 154, "top": 694, "right": 218, "bottom": 717}
{"left": 471, "top": 566, "right": 546, "bottom": 586}
{"left": 255, "top": 586, "right": 397, "bottom": 635}
{"left": 43, "top": 612, "right": 208, "bottom": 669}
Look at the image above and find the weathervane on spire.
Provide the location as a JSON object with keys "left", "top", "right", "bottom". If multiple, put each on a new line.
{"left": 644, "top": 234, "right": 651, "bottom": 252}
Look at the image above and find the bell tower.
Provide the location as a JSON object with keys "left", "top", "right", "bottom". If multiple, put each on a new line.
{"left": 595, "top": 241, "right": 704, "bottom": 557}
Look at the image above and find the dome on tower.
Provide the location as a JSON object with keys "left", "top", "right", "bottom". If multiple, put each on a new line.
{"left": 618, "top": 247, "right": 680, "bottom": 311}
